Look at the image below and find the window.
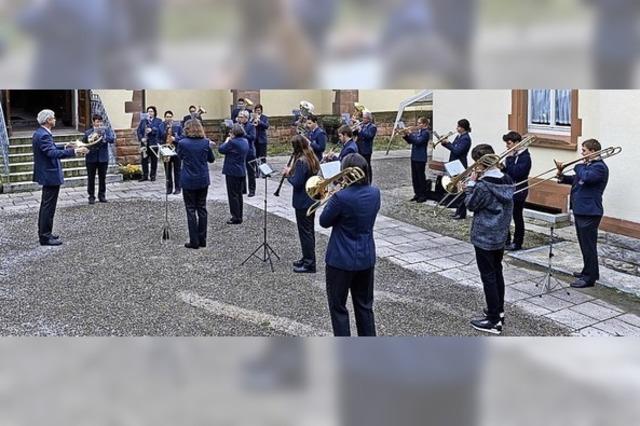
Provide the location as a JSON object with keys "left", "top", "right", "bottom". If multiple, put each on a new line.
{"left": 528, "top": 89, "right": 572, "bottom": 134}
{"left": 508, "top": 89, "right": 581, "bottom": 151}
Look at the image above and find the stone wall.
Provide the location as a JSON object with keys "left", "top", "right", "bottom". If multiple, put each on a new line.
{"left": 598, "top": 232, "right": 640, "bottom": 277}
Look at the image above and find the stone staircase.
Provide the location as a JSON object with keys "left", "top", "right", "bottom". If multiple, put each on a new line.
{"left": 0, "top": 132, "right": 122, "bottom": 193}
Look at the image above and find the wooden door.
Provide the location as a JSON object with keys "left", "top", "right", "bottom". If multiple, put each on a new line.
{"left": 1, "top": 90, "right": 12, "bottom": 136}
{"left": 77, "top": 90, "right": 91, "bottom": 131}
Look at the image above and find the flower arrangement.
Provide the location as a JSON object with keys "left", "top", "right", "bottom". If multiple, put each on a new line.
{"left": 118, "top": 163, "right": 142, "bottom": 181}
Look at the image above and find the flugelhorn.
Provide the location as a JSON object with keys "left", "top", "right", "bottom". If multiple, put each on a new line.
{"left": 305, "top": 167, "right": 366, "bottom": 216}
{"left": 73, "top": 132, "right": 104, "bottom": 151}
{"left": 432, "top": 130, "right": 455, "bottom": 148}
{"left": 513, "top": 145, "right": 622, "bottom": 195}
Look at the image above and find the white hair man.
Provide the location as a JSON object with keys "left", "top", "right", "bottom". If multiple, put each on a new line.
{"left": 32, "top": 109, "right": 88, "bottom": 246}
{"left": 237, "top": 109, "right": 257, "bottom": 197}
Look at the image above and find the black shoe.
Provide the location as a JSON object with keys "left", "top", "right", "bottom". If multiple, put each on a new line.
{"left": 40, "top": 238, "right": 62, "bottom": 246}
{"left": 505, "top": 243, "right": 522, "bottom": 251}
{"left": 409, "top": 196, "right": 418, "bottom": 202}
{"left": 572, "top": 271, "right": 585, "bottom": 278}
{"left": 51, "top": 234, "right": 60, "bottom": 240}
{"left": 174, "top": 189, "right": 181, "bottom": 195}
{"left": 293, "top": 259, "right": 304, "bottom": 268}
{"left": 483, "top": 309, "right": 506, "bottom": 325}
{"left": 293, "top": 265, "right": 316, "bottom": 273}
{"left": 226, "top": 219, "right": 243, "bottom": 225}
{"left": 88, "top": 197, "right": 96, "bottom": 205}
{"left": 166, "top": 190, "right": 173, "bottom": 195}
{"left": 248, "top": 192, "right": 255, "bottom": 198}
{"left": 416, "top": 197, "right": 427, "bottom": 204}
{"left": 570, "top": 279, "right": 594, "bottom": 288}
{"left": 470, "top": 317, "right": 502, "bottom": 335}
{"left": 150, "top": 177, "right": 156, "bottom": 181}
{"left": 138, "top": 177, "right": 149, "bottom": 182}
{"left": 451, "top": 214, "right": 465, "bottom": 220}
{"left": 199, "top": 241, "right": 207, "bottom": 248}
{"left": 98, "top": 197, "right": 107, "bottom": 203}
{"left": 184, "top": 242, "right": 199, "bottom": 249}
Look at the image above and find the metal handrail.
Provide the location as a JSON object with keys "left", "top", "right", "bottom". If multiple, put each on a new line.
{"left": 0, "top": 100, "right": 10, "bottom": 178}
{"left": 90, "top": 91, "right": 117, "bottom": 165}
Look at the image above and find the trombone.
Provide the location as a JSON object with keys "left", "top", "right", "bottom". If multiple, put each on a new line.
{"left": 305, "top": 167, "right": 366, "bottom": 216}
{"left": 432, "top": 135, "right": 536, "bottom": 217}
{"left": 513, "top": 146, "right": 622, "bottom": 195}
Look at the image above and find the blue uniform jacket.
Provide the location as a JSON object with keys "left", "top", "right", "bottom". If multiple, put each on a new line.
{"left": 559, "top": 159, "right": 609, "bottom": 216}
{"left": 287, "top": 158, "right": 315, "bottom": 210}
{"left": 255, "top": 115, "right": 270, "bottom": 145}
{"left": 403, "top": 128, "right": 430, "bottom": 162}
{"left": 355, "top": 122, "right": 377, "bottom": 156}
{"left": 219, "top": 137, "right": 250, "bottom": 177}
{"left": 242, "top": 122, "right": 257, "bottom": 160}
{"left": 136, "top": 117, "right": 165, "bottom": 146}
{"left": 339, "top": 139, "right": 358, "bottom": 161}
{"left": 84, "top": 127, "right": 115, "bottom": 164}
{"left": 176, "top": 137, "right": 215, "bottom": 190}
{"left": 504, "top": 149, "right": 532, "bottom": 201}
{"left": 308, "top": 127, "right": 327, "bottom": 160}
{"left": 443, "top": 132, "right": 471, "bottom": 167}
{"left": 32, "top": 127, "right": 75, "bottom": 186}
{"left": 320, "top": 184, "right": 381, "bottom": 271}
{"left": 164, "top": 122, "right": 184, "bottom": 144}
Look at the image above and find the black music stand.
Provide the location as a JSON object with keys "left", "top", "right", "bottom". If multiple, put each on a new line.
{"left": 534, "top": 225, "right": 570, "bottom": 296}
{"left": 241, "top": 158, "right": 280, "bottom": 272}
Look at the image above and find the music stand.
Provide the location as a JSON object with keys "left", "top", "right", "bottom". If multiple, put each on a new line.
{"left": 158, "top": 147, "right": 177, "bottom": 244}
{"left": 241, "top": 158, "right": 280, "bottom": 272}
{"left": 534, "top": 225, "right": 570, "bottom": 296}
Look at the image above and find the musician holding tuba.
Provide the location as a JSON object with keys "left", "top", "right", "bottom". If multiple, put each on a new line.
{"left": 502, "top": 131, "right": 532, "bottom": 251}
{"left": 282, "top": 135, "right": 321, "bottom": 273}
{"left": 136, "top": 106, "right": 165, "bottom": 182}
{"left": 557, "top": 138, "right": 609, "bottom": 289}
{"left": 463, "top": 144, "right": 515, "bottom": 335}
{"left": 441, "top": 119, "right": 473, "bottom": 220}
{"left": 319, "top": 153, "right": 381, "bottom": 336}
{"left": 231, "top": 98, "right": 253, "bottom": 123}
{"left": 182, "top": 105, "right": 204, "bottom": 126}
{"left": 253, "top": 104, "right": 270, "bottom": 164}
{"left": 163, "top": 110, "right": 183, "bottom": 195}
{"left": 218, "top": 124, "right": 250, "bottom": 225}
{"left": 353, "top": 110, "right": 377, "bottom": 183}
{"left": 305, "top": 114, "right": 327, "bottom": 161}
{"left": 402, "top": 116, "right": 431, "bottom": 203}
{"left": 84, "top": 114, "right": 115, "bottom": 205}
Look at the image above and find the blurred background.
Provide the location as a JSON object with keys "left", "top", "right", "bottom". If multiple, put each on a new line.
{"left": 0, "top": 0, "right": 638, "bottom": 88}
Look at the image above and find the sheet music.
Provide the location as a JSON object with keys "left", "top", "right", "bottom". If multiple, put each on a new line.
{"left": 444, "top": 160, "right": 465, "bottom": 177}
{"left": 159, "top": 146, "right": 177, "bottom": 157}
{"left": 320, "top": 161, "right": 341, "bottom": 179}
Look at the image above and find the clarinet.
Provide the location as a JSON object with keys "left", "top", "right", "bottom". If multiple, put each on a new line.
{"left": 274, "top": 152, "right": 296, "bottom": 197}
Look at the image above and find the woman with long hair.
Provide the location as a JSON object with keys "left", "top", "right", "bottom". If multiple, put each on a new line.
{"left": 283, "top": 135, "right": 321, "bottom": 273}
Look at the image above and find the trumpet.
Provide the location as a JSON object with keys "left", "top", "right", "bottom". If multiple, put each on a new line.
{"left": 432, "top": 130, "right": 455, "bottom": 148}
{"left": 513, "top": 145, "right": 622, "bottom": 195}
{"left": 397, "top": 126, "right": 419, "bottom": 137}
{"left": 432, "top": 135, "right": 536, "bottom": 217}
{"left": 252, "top": 112, "right": 261, "bottom": 126}
{"left": 305, "top": 167, "right": 366, "bottom": 216}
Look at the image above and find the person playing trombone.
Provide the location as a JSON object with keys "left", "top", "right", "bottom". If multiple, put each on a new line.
{"left": 441, "top": 119, "right": 472, "bottom": 219}
{"left": 502, "top": 131, "right": 532, "bottom": 251}
{"left": 353, "top": 110, "right": 377, "bottom": 182}
{"left": 557, "top": 138, "right": 609, "bottom": 289}
{"left": 402, "top": 117, "right": 431, "bottom": 203}
{"left": 282, "top": 135, "right": 321, "bottom": 274}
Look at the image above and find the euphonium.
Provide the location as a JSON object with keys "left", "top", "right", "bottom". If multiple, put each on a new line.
{"left": 305, "top": 167, "right": 366, "bottom": 216}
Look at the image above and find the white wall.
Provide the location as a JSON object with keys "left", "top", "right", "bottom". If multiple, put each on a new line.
{"left": 93, "top": 90, "right": 134, "bottom": 130}
{"left": 260, "top": 90, "right": 334, "bottom": 116}
{"left": 145, "top": 90, "right": 232, "bottom": 120}
{"left": 359, "top": 90, "right": 425, "bottom": 112}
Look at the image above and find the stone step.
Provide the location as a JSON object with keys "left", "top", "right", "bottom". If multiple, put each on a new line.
{"left": 2, "top": 174, "right": 123, "bottom": 193}
{"left": 8, "top": 157, "right": 88, "bottom": 173}
{"left": 9, "top": 133, "right": 83, "bottom": 146}
{"left": 8, "top": 165, "right": 119, "bottom": 183}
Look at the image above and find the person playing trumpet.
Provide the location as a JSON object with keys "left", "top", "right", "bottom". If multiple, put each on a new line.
{"left": 354, "top": 110, "right": 377, "bottom": 183}
{"left": 32, "top": 109, "right": 89, "bottom": 246}
{"left": 305, "top": 114, "right": 327, "bottom": 161}
{"left": 402, "top": 116, "right": 431, "bottom": 203}
{"left": 557, "top": 138, "right": 609, "bottom": 289}
{"left": 84, "top": 114, "right": 115, "bottom": 205}
{"left": 323, "top": 125, "right": 358, "bottom": 163}
{"left": 282, "top": 135, "right": 321, "bottom": 274}
{"left": 164, "top": 110, "right": 184, "bottom": 195}
{"left": 253, "top": 104, "right": 270, "bottom": 164}
{"left": 463, "top": 144, "right": 514, "bottom": 335}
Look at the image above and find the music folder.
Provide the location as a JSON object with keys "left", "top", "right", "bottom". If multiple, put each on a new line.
{"left": 320, "top": 161, "right": 341, "bottom": 179}
{"left": 444, "top": 160, "right": 465, "bottom": 177}
{"left": 159, "top": 146, "right": 176, "bottom": 157}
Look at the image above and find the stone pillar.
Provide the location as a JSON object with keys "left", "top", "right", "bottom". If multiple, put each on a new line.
{"left": 231, "top": 90, "right": 261, "bottom": 112}
{"left": 332, "top": 90, "right": 359, "bottom": 115}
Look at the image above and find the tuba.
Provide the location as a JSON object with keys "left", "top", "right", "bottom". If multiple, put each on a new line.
{"left": 295, "top": 100, "right": 315, "bottom": 135}
{"left": 305, "top": 167, "right": 366, "bottom": 216}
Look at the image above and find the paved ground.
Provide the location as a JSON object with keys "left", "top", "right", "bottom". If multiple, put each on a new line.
{"left": 0, "top": 151, "right": 639, "bottom": 336}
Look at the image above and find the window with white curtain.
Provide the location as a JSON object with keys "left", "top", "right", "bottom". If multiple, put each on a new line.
{"left": 528, "top": 89, "right": 571, "bottom": 134}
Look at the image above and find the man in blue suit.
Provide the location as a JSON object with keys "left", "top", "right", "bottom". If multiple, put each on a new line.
{"left": 231, "top": 98, "right": 253, "bottom": 123}
{"left": 320, "top": 153, "right": 381, "bottom": 336}
{"left": 32, "top": 109, "right": 88, "bottom": 246}
{"left": 84, "top": 114, "right": 115, "bottom": 204}
{"left": 403, "top": 116, "right": 431, "bottom": 203}
{"left": 136, "top": 106, "right": 165, "bottom": 182}
{"left": 253, "top": 104, "right": 270, "bottom": 163}
{"left": 238, "top": 110, "right": 257, "bottom": 197}
{"left": 219, "top": 124, "right": 250, "bottom": 224}
{"left": 305, "top": 115, "right": 327, "bottom": 161}
{"left": 163, "top": 110, "right": 184, "bottom": 195}
{"left": 441, "top": 118, "right": 472, "bottom": 219}
{"left": 558, "top": 138, "right": 609, "bottom": 288}
{"left": 354, "top": 110, "right": 377, "bottom": 182}
{"left": 325, "top": 125, "right": 359, "bottom": 163}
{"left": 502, "top": 131, "right": 532, "bottom": 251}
